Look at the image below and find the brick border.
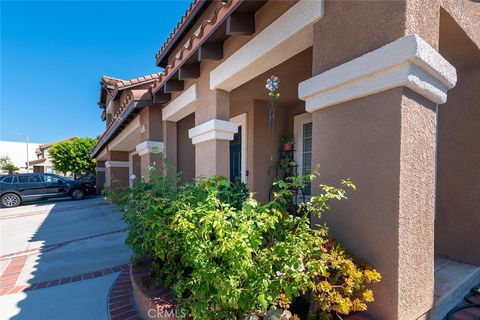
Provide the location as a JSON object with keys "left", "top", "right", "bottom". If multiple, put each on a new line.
{"left": 108, "top": 267, "right": 139, "bottom": 320}
{"left": 130, "top": 263, "right": 178, "bottom": 320}
{"left": 0, "top": 263, "right": 129, "bottom": 296}
{"left": 0, "top": 256, "right": 28, "bottom": 295}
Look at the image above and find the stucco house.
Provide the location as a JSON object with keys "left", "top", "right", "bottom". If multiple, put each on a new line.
{"left": 91, "top": 1, "right": 480, "bottom": 319}
{"left": 28, "top": 137, "right": 77, "bottom": 173}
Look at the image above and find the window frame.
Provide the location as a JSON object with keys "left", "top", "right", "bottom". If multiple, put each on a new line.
{"left": 294, "top": 112, "right": 313, "bottom": 197}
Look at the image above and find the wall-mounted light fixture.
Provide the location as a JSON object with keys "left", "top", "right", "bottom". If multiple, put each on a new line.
{"left": 139, "top": 125, "right": 146, "bottom": 134}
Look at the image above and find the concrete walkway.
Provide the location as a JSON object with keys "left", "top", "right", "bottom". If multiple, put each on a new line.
{"left": 0, "top": 197, "right": 131, "bottom": 320}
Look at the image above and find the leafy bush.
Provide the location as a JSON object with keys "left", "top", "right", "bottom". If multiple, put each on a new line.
{"left": 107, "top": 171, "right": 380, "bottom": 320}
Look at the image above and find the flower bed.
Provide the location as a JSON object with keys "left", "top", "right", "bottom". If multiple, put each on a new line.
{"left": 107, "top": 170, "right": 381, "bottom": 320}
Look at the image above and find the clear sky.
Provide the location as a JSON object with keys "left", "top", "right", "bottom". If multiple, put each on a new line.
{"left": 1, "top": 1, "right": 191, "bottom": 144}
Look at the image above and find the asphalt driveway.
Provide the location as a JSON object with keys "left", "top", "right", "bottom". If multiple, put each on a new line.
{"left": 0, "top": 197, "right": 131, "bottom": 320}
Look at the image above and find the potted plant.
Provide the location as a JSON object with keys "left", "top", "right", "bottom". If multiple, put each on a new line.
{"left": 280, "top": 134, "right": 294, "bottom": 151}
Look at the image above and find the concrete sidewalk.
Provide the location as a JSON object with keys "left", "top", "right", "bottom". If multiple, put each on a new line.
{"left": 0, "top": 197, "right": 131, "bottom": 320}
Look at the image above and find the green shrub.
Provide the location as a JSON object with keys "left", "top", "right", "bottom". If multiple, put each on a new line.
{"left": 107, "top": 171, "right": 380, "bottom": 320}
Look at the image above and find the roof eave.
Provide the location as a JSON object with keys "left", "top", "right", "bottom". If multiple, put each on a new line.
{"left": 155, "top": 0, "right": 208, "bottom": 67}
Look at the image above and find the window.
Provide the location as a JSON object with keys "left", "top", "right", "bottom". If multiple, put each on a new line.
{"left": 302, "top": 122, "right": 312, "bottom": 196}
{"left": 294, "top": 113, "right": 313, "bottom": 198}
{"left": 42, "top": 174, "right": 61, "bottom": 183}
{"left": 17, "top": 175, "right": 42, "bottom": 183}
{"left": 1, "top": 176, "right": 13, "bottom": 184}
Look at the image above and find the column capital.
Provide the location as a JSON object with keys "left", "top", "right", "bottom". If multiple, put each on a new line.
{"left": 299, "top": 34, "right": 457, "bottom": 113}
{"left": 188, "top": 119, "right": 238, "bottom": 145}
{"left": 105, "top": 160, "right": 129, "bottom": 168}
{"left": 135, "top": 140, "right": 164, "bottom": 156}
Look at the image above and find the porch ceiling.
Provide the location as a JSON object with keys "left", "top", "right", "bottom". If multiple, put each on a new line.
{"left": 109, "top": 116, "right": 141, "bottom": 152}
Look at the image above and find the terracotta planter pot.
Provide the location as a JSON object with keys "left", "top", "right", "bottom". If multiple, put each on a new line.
{"left": 282, "top": 143, "right": 293, "bottom": 151}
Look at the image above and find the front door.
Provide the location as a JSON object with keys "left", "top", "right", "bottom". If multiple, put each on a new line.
{"left": 230, "top": 126, "right": 242, "bottom": 182}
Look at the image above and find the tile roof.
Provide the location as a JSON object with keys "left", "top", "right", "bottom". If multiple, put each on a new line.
{"left": 101, "top": 73, "right": 163, "bottom": 100}
{"left": 94, "top": 0, "right": 239, "bottom": 157}
{"left": 155, "top": 0, "right": 204, "bottom": 64}
{"left": 151, "top": 0, "right": 239, "bottom": 94}
{"left": 92, "top": 88, "right": 153, "bottom": 156}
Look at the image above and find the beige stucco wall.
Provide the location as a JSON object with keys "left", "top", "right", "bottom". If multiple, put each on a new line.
{"left": 96, "top": 160, "right": 106, "bottom": 194}
{"left": 440, "top": 0, "right": 480, "bottom": 48}
{"left": 132, "top": 154, "right": 141, "bottom": 180}
{"left": 436, "top": 10, "right": 480, "bottom": 266}
{"left": 309, "top": 2, "right": 445, "bottom": 319}
{"left": 139, "top": 106, "right": 163, "bottom": 142}
{"left": 105, "top": 151, "right": 129, "bottom": 189}
{"left": 228, "top": 48, "right": 312, "bottom": 201}
{"left": 108, "top": 166, "right": 129, "bottom": 188}
{"left": 96, "top": 170, "right": 105, "bottom": 194}
{"left": 177, "top": 113, "right": 195, "bottom": 183}
{"left": 140, "top": 153, "right": 163, "bottom": 180}
{"left": 310, "top": 88, "right": 436, "bottom": 320}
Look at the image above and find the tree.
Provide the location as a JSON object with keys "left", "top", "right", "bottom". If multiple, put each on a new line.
{"left": 49, "top": 137, "right": 97, "bottom": 175}
{"left": 0, "top": 155, "right": 11, "bottom": 167}
{"left": 1, "top": 155, "right": 19, "bottom": 174}
{"left": 1, "top": 163, "right": 19, "bottom": 174}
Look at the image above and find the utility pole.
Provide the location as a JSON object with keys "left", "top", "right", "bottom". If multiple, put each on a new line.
{"left": 16, "top": 133, "right": 29, "bottom": 173}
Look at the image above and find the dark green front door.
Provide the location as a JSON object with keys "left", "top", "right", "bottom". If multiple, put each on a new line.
{"left": 230, "top": 126, "right": 241, "bottom": 181}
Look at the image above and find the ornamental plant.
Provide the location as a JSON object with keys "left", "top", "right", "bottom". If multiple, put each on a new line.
{"left": 107, "top": 168, "right": 380, "bottom": 320}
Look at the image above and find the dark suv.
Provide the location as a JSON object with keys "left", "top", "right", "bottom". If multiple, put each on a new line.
{"left": 0, "top": 173, "right": 96, "bottom": 208}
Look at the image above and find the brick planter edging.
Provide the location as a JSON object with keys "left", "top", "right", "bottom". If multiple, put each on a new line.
{"left": 108, "top": 267, "right": 139, "bottom": 320}
{"left": 128, "top": 264, "right": 373, "bottom": 320}
{"left": 130, "top": 264, "right": 178, "bottom": 320}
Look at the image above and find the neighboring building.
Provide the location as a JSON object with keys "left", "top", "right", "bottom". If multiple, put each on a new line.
{"left": 91, "top": 1, "right": 480, "bottom": 319}
{"left": 28, "top": 137, "right": 76, "bottom": 173}
{"left": 0, "top": 140, "right": 43, "bottom": 173}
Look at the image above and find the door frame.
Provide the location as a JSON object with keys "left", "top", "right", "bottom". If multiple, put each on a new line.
{"left": 230, "top": 113, "right": 247, "bottom": 184}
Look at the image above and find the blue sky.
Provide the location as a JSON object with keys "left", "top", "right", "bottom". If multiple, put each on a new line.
{"left": 1, "top": 1, "right": 191, "bottom": 144}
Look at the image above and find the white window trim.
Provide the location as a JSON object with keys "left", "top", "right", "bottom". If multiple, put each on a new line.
{"left": 230, "top": 113, "right": 247, "bottom": 184}
{"left": 294, "top": 112, "right": 313, "bottom": 188}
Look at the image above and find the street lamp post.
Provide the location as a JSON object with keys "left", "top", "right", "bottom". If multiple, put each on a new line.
{"left": 16, "top": 133, "right": 29, "bottom": 173}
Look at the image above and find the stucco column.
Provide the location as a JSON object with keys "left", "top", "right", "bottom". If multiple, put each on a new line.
{"left": 163, "top": 120, "right": 177, "bottom": 174}
{"left": 190, "top": 85, "right": 237, "bottom": 178}
{"left": 299, "top": 35, "right": 456, "bottom": 320}
{"left": 95, "top": 161, "right": 106, "bottom": 194}
{"left": 105, "top": 151, "right": 129, "bottom": 189}
{"left": 135, "top": 141, "right": 164, "bottom": 181}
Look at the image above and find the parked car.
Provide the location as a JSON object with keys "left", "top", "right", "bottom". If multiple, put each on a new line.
{"left": 0, "top": 173, "right": 96, "bottom": 208}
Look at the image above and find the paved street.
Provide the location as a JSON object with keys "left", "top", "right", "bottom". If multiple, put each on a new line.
{"left": 0, "top": 197, "right": 131, "bottom": 320}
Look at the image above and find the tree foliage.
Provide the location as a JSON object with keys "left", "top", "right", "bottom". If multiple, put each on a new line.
{"left": 0, "top": 155, "right": 19, "bottom": 174}
{"left": 0, "top": 155, "right": 11, "bottom": 167}
{"left": 49, "top": 138, "right": 97, "bottom": 174}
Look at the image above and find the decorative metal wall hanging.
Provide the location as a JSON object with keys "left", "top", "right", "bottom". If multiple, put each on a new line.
{"left": 266, "top": 75, "right": 280, "bottom": 135}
